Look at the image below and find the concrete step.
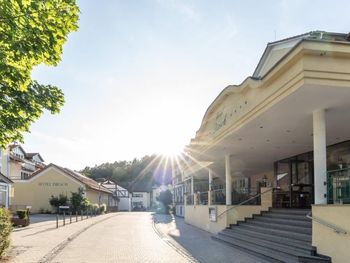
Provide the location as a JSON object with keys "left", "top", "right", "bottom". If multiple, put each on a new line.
{"left": 261, "top": 212, "right": 311, "bottom": 221}
{"left": 269, "top": 208, "right": 311, "bottom": 216}
{"left": 298, "top": 255, "right": 331, "bottom": 263}
{"left": 239, "top": 223, "right": 311, "bottom": 242}
{"left": 213, "top": 234, "right": 299, "bottom": 263}
{"left": 227, "top": 227, "right": 311, "bottom": 250}
{"left": 220, "top": 230, "right": 311, "bottom": 256}
{"left": 252, "top": 215, "right": 312, "bottom": 228}
{"left": 244, "top": 220, "right": 312, "bottom": 235}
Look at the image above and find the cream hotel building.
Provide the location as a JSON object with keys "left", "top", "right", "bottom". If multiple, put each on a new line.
{"left": 173, "top": 31, "right": 350, "bottom": 263}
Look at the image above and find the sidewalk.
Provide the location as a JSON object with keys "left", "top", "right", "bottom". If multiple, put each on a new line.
{"left": 153, "top": 214, "right": 268, "bottom": 263}
{"left": 5, "top": 213, "right": 118, "bottom": 263}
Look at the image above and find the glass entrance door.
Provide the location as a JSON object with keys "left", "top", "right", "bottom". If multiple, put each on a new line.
{"left": 290, "top": 158, "right": 313, "bottom": 208}
{"left": 274, "top": 153, "right": 314, "bottom": 208}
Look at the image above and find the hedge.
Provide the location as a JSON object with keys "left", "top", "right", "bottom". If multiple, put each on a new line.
{"left": 0, "top": 208, "right": 12, "bottom": 258}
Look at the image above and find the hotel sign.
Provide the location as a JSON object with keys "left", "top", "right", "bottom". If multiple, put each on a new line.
{"left": 209, "top": 207, "right": 217, "bottom": 222}
{"left": 215, "top": 111, "right": 227, "bottom": 132}
{"left": 38, "top": 182, "right": 68, "bottom": 187}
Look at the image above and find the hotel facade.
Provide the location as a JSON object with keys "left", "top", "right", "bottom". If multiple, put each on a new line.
{"left": 173, "top": 31, "right": 350, "bottom": 263}
{"left": 0, "top": 144, "right": 113, "bottom": 213}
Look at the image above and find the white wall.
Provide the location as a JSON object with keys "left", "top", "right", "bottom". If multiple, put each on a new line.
{"left": 118, "top": 197, "right": 131, "bottom": 211}
{"left": 132, "top": 192, "right": 150, "bottom": 209}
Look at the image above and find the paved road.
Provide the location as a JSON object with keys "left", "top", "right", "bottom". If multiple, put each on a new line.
{"left": 154, "top": 214, "right": 266, "bottom": 263}
{"left": 9, "top": 212, "right": 262, "bottom": 263}
{"left": 51, "top": 212, "right": 188, "bottom": 263}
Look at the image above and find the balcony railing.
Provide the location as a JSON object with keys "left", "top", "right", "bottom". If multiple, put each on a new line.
{"left": 197, "top": 191, "right": 208, "bottom": 205}
{"left": 212, "top": 189, "right": 226, "bottom": 205}
{"left": 186, "top": 194, "right": 194, "bottom": 205}
{"left": 327, "top": 168, "right": 350, "bottom": 204}
{"left": 232, "top": 187, "right": 261, "bottom": 205}
{"left": 184, "top": 187, "right": 263, "bottom": 206}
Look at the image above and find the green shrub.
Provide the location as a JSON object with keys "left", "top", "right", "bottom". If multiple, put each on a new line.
{"left": 91, "top": 204, "right": 99, "bottom": 214}
{"left": 99, "top": 204, "right": 106, "bottom": 214}
{"left": 16, "top": 210, "right": 28, "bottom": 219}
{"left": 49, "top": 194, "right": 68, "bottom": 213}
{"left": 70, "top": 188, "right": 90, "bottom": 212}
{"left": 0, "top": 208, "right": 12, "bottom": 258}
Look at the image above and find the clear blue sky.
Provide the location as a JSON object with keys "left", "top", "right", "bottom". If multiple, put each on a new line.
{"left": 24, "top": 0, "right": 350, "bottom": 169}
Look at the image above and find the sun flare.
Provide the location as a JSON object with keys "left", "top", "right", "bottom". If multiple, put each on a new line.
{"left": 154, "top": 139, "right": 185, "bottom": 158}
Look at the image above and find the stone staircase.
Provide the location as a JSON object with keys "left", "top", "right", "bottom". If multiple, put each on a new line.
{"left": 212, "top": 208, "right": 331, "bottom": 263}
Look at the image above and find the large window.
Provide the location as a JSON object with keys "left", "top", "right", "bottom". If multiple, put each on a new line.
{"left": 21, "top": 171, "right": 30, "bottom": 180}
{"left": 327, "top": 141, "right": 350, "bottom": 170}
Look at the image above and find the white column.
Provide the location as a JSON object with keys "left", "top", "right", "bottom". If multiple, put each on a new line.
{"left": 191, "top": 176, "right": 194, "bottom": 195}
{"left": 313, "top": 109, "right": 327, "bottom": 204}
{"left": 209, "top": 169, "right": 213, "bottom": 190}
{"left": 191, "top": 176, "right": 195, "bottom": 205}
{"left": 225, "top": 155, "right": 232, "bottom": 205}
{"left": 208, "top": 169, "right": 213, "bottom": 205}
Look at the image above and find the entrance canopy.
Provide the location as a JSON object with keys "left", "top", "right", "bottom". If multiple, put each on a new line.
{"left": 186, "top": 31, "right": 350, "bottom": 178}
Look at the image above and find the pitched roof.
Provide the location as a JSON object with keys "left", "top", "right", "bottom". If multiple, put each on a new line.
{"left": 0, "top": 173, "right": 13, "bottom": 184}
{"left": 102, "top": 180, "right": 129, "bottom": 192}
{"left": 9, "top": 144, "right": 26, "bottom": 154}
{"left": 253, "top": 31, "right": 350, "bottom": 78}
{"left": 26, "top": 152, "right": 45, "bottom": 162}
{"left": 30, "top": 163, "right": 113, "bottom": 194}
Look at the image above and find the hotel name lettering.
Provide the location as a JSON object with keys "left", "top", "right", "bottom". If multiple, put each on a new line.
{"left": 38, "top": 182, "right": 68, "bottom": 187}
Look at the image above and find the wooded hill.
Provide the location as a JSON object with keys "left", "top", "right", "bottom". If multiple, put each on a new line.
{"left": 80, "top": 155, "right": 173, "bottom": 192}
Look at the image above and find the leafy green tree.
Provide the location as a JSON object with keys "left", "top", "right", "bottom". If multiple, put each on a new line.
{"left": 157, "top": 190, "right": 172, "bottom": 206}
{"left": 0, "top": 0, "right": 79, "bottom": 147}
{"left": 80, "top": 155, "right": 173, "bottom": 191}
{"left": 70, "top": 188, "right": 90, "bottom": 212}
{"left": 49, "top": 194, "right": 68, "bottom": 213}
{"left": 156, "top": 189, "right": 173, "bottom": 214}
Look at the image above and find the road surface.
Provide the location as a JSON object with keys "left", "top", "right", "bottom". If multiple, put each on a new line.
{"left": 50, "top": 212, "right": 189, "bottom": 263}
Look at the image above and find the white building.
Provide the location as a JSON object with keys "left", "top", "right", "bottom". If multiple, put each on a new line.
{"left": 102, "top": 180, "right": 131, "bottom": 211}
{"left": 131, "top": 191, "right": 151, "bottom": 210}
{"left": 0, "top": 148, "right": 13, "bottom": 208}
{"left": 0, "top": 172, "right": 13, "bottom": 209}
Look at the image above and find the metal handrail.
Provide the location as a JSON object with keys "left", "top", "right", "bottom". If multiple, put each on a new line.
{"left": 217, "top": 187, "right": 273, "bottom": 218}
{"left": 306, "top": 211, "right": 347, "bottom": 235}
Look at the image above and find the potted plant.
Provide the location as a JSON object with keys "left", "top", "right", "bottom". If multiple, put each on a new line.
{"left": 12, "top": 209, "right": 30, "bottom": 227}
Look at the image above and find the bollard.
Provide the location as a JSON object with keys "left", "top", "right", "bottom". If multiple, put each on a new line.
{"left": 86, "top": 210, "right": 88, "bottom": 219}
{"left": 70, "top": 212, "right": 72, "bottom": 224}
{"left": 76, "top": 211, "right": 78, "bottom": 222}
{"left": 56, "top": 214, "right": 59, "bottom": 228}
{"left": 63, "top": 211, "right": 66, "bottom": 226}
{"left": 81, "top": 210, "right": 83, "bottom": 221}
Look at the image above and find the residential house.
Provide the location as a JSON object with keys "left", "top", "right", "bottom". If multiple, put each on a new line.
{"left": 0, "top": 172, "right": 13, "bottom": 209}
{"left": 102, "top": 180, "right": 131, "bottom": 211}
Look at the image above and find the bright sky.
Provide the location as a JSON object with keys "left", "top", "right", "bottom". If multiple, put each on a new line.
{"left": 23, "top": 0, "right": 350, "bottom": 170}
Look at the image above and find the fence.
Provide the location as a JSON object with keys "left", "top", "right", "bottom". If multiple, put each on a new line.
{"left": 55, "top": 209, "right": 98, "bottom": 228}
